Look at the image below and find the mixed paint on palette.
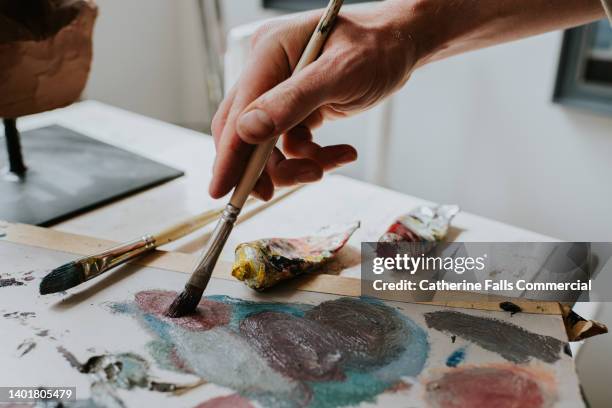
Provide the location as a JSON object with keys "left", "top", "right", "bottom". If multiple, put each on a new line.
{"left": 1, "top": 267, "right": 574, "bottom": 407}
{"left": 111, "top": 291, "right": 429, "bottom": 408}
{"left": 103, "top": 290, "right": 564, "bottom": 408}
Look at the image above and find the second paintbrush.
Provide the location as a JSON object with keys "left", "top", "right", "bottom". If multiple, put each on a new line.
{"left": 38, "top": 205, "right": 232, "bottom": 295}
{"left": 38, "top": 187, "right": 302, "bottom": 295}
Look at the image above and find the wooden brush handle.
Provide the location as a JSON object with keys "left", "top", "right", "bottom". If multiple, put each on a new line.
{"left": 229, "top": 0, "right": 344, "bottom": 209}
{"left": 155, "top": 207, "right": 224, "bottom": 246}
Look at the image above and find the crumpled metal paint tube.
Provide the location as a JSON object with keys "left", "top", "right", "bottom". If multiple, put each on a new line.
{"left": 232, "top": 222, "right": 360, "bottom": 290}
{"left": 378, "top": 205, "right": 460, "bottom": 256}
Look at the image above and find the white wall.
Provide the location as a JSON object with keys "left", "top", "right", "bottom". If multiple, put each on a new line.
{"left": 84, "top": 0, "right": 182, "bottom": 123}
{"left": 84, "top": 0, "right": 281, "bottom": 129}
{"left": 385, "top": 32, "right": 612, "bottom": 242}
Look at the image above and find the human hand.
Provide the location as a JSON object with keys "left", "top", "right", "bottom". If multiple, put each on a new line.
{"left": 209, "top": 0, "right": 422, "bottom": 200}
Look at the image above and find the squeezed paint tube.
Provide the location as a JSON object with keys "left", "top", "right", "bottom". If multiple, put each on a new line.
{"left": 232, "top": 222, "right": 359, "bottom": 290}
{"left": 379, "top": 205, "right": 460, "bottom": 256}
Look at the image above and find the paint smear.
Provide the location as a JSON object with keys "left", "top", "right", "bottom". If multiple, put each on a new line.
{"left": 424, "top": 311, "right": 564, "bottom": 363}
{"left": 57, "top": 346, "right": 203, "bottom": 407}
{"left": 0, "top": 271, "right": 36, "bottom": 288}
{"left": 3, "top": 311, "right": 36, "bottom": 326}
{"left": 305, "top": 297, "right": 408, "bottom": 369}
{"left": 445, "top": 348, "right": 466, "bottom": 368}
{"left": 134, "top": 290, "right": 231, "bottom": 331}
{"left": 194, "top": 394, "right": 255, "bottom": 408}
{"left": 0, "top": 278, "right": 24, "bottom": 287}
{"left": 240, "top": 311, "right": 345, "bottom": 381}
{"left": 16, "top": 339, "right": 36, "bottom": 357}
{"left": 112, "top": 291, "right": 429, "bottom": 408}
{"left": 425, "top": 364, "right": 557, "bottom": 408}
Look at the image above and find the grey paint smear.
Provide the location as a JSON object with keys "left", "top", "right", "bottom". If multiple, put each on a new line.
{"left": 57, "top": 346, "right": 203, "bottom": 407}
{"left": 17, "top": 339, "right": 36, "bottom": 357}
{"left": 424, "top": 311, "right": 564, "bottom": 363}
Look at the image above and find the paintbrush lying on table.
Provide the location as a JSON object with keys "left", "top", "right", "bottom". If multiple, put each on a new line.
{"left": 38, "top": 203, "right": 251, "bottom": 295}
{"left": 166, "top": 0, "right": 344, "bottom": 318}
{"left": 39, "top": 185, "right": 301, "bottom": 295}
{"left": 38, "top": 186, "right": 303, "bottom": 295}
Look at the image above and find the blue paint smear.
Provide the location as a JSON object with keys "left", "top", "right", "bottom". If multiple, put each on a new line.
{"left": 446, "top": 347, "right": 466, "bottom": 368}
{"left": 207, "top": 295, "right": 308, "bottom": 329}
{"left": 307, "top": 311, "right": 428, "bottom": 408}
{"left": 112, "top": 294, "right": 430, "bottom": 408}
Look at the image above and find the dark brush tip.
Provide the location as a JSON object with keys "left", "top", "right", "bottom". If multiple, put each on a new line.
{"left": 165, "top": 285, "right": 203, "bottom": 318}
{"left": 39, "top": 263, "right": 86, "bottom": 295}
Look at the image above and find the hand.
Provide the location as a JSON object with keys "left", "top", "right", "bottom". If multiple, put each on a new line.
{"left": 209, "top": 0, "right": 421, "bottom": 200}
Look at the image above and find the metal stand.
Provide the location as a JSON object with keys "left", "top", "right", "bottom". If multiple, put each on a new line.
{"left": 3, "top": 118, "right": 27, "bottom": 176}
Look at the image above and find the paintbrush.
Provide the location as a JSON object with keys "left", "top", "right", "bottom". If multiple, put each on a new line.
{"left": 166, "top": 0, "right": 344, "bottom": 318}
{"left": 38, "top": 200, "right": 255, "bottom": 295}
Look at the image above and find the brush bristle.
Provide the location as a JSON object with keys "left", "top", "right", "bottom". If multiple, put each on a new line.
{"left": 165, "top": 285, "right": 203, "bottom": 318}
{"left": 39, "top": 262, "right": 87, "bottom": 295}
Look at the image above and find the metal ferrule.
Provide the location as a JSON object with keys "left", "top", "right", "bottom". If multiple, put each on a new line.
{"left": 80, "top": 234, "right": 157, "bottom": 280}
{"left": 188, "top": 204, "right": 241, "bottom": 290}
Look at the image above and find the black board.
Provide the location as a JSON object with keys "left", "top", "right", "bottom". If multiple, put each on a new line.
{"left": 0, "top": 125, "right": 184, "bottom": 226}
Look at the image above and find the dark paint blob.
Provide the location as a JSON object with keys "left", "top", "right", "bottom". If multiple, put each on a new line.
{"left": 425, "top": 311, "right": 564, "bottom": 363}
{"left": 425, "top": 366, "right": 554, "bottom": 408}
{"left": 499, "top": 301, "right": 522, "bottom": 316}
{"left": 240, "top": 311, "right": 344, "bottom": 381}
{"left": 445, "top": 348, "right": 466, "bottom": 368}
{"left": 135, "top": 290, "right": 231, "bottom": 331}
{"left": 305, "top": 297, "right": 408, "bottom": 369}
{"left": 36, "top": 329, "right": 49, "bottom": 337}
{"left": 0, "top": 278, "right": 24, "bottom": 287}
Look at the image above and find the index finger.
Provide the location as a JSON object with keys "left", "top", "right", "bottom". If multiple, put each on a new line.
{"left": 208, "top": 15, "right": 321, "bottom": 199}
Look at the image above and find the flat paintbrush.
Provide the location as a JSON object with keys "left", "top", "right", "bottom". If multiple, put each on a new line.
{"left": 39, "top": 199, "right": 255, "bottom": 295}
{"left": 166, "top": 0, "right": 344, "bottom": 317}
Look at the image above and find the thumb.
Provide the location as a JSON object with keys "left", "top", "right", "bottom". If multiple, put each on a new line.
{"left": 236, "top": 62, "right": 333, "bottom": 144}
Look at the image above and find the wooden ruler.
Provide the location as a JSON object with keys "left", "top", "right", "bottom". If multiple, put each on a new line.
{"left": 0, "top": 221, "right": 562, "bottom": 315}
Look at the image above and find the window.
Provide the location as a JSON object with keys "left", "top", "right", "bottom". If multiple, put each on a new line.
{"left": 554, "top": 20, "right": 612, "bottom": 114}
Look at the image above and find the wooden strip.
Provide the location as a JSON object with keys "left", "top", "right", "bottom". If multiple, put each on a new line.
{"left": 0, "top": 222, "right": 561, "bottom": 315}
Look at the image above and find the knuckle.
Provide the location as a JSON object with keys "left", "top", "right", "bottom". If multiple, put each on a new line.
{"left": 250, "top": 23, "right": 276, "bottom": 47}
{"left": 210, "top": 113, "right": 223, "bottom": 139}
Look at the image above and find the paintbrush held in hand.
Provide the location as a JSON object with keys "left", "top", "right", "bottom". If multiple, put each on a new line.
{"left": 166, "top": 0, "right": 345, "bottom": 318}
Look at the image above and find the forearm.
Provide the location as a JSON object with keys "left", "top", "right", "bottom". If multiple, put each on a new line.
{"left": 388, "top": 0, "right": 606, "bottom": 65}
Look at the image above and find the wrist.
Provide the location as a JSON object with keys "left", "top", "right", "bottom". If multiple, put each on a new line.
{"left": 382, "top": 0, "right": 489, "bottom": 67}
{"left": 382, "top": 0, "right": 449, "bottom": 67}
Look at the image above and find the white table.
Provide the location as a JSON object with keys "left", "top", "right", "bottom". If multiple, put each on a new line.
{"left": 20, "top": 101, "right": 553, "bottom": 254}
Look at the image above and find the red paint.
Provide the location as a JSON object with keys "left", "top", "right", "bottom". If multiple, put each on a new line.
{"left": 387, "top": 221, "right": 419, "bottom": 242}
{"left": 135, "top": 290, "right": 231, "bottom": 331}
{"left": 194, "top": 394, "right": 254, "bottom": 408}
{"left": 425, "top": 365, "right": 554, "bottom": 408}
{"left": 385, "top": 380, "right": 412, "bottom": 394}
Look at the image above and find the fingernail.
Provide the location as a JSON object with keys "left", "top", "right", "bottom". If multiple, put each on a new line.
{"left": 296, "top": 169, "right": 320, "bottom": 183}
{"left": 339, "top": 152, "right": 357, "bottom": 162}
{"left": 238, "top": 109, "right": 275, "bottom": 141}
